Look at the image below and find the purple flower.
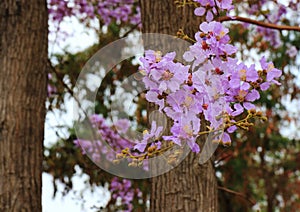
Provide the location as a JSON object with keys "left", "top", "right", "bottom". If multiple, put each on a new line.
{"left": 163, "top": 116, "right": 200, "bottom": 153}
{"left": 193, "top": 0, "right": 233, "bottom": 21}
{"left": 221, "top": 132, "right": 231, "bottom": 145}
{"left": 141, "top": 51, "right": 189, "bottom": 94}
{"left": 228, "top": 64, "right": 259, "bottom": 95}
{"left": 134, "top": 121, "right": 163, "bottom": 152}
{"left": 257, "top": 27, "right": 282, "bottom": 49}
{"left": 110, "top": 177, "right": 141, "bottom": 211}
{"left": 286, "top": 45, "right": 298, "bottom": 58}
{"left": 154, "top": 63, "right": 189, "bottom": 93}
{"left": 145, "top": 89, "right": 165, "bottom": 111}
{"left": 197, "top": 21, "right": 237, "bottom": 56}
{"left": 49, "top": 0, "right": 141, "bottom": 26}
{"left": 163, "top": 87, "right": 204, "bottom": 133}
{"left": 216, "top": 0, "right": 233, "bottom": 10}
{"left": 114, "top": 119, "right": 131, "bottom": 133}
{"left": 227, "top": 88, "right": 260, "bottom": 116}
{"left": 183, "top": 42, "right": 207, "bottom": 68}
{"left": 194, "top": 0, "right": 216, "bottom": 21}
{"left": 259, "top": 57, "right": 282, "bottom": 90}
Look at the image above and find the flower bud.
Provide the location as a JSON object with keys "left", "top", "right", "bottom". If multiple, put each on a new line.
{"left": 148, "top": 145, "right": 157, "bottom": 153}
{"left": 116, "top": 153, "right": 124, "bottom": 159}
{"left": 121, "top": 148, "right": 129, "bottom": 154}
{"left": 256, "top": 111, "right": 263, "bottom": 117}
{"left": 249, "top": 109, "right": 256, "bottom": 114}
{"left": 128, "top": 162, "right": 137, "bottom": 167}
{"left": 261, "top": 116, "right": 268, "bottom": 122}
{"left": 113, "top": 159, "right": 120, "bottom": 165}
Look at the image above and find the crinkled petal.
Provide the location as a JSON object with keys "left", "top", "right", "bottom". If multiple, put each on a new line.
{"left": 194, "top": 7, "right": 206, "bottom": 16}
{"left": 232, "top": 103, "right": 244, "bottom": 116}
{"left": 133, "top": 142, "right": 147, "bottom": 152}
{"left": 188, "top": 140, "right": 200, "bottom": 153}
{"left": 245, "top": 89, "right": 260, "bottom": 102}
{"left": 222, "top": 132, "right": 231, "bottom": 145}
{"left": 243, "top": 102, "right": 255, "bottom": 110}
{"left": 260, "top": 82, "right": 270, "bottom": 91}
{"left": 206, "top": 11, "right": 214, "bottom": 22}
{"left": 183, "top": 51, "right": 195, "bottom": 62}
{"left": 227, "top": 125, "right": 237, "bottom": 133}
{"left": 200, "top": 22, "right": 210, "bottom": 32}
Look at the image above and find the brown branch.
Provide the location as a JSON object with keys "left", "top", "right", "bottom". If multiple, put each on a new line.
{"left": 219, "top": 16, "right": 300, "bottom": 32}
{"left": 47, "top": 59, "right": 91, "bottom": 120}
{"left": 48, "top": 59, "right": 74, "bottom": 96}
{"left": 218, "top": 186, "right": 256, "bottom": 206}
{"left": 120, "top": 22, "right": 141, "bottom": 38}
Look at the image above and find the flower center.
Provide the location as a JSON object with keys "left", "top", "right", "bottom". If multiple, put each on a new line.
{"left": 239, "top": 69, "right": 247, "bottom": 81}
{"left": 235, "top": 90, "right": 247, "bottom": 102}
{"left": 155, "top": 51, "right": 162, "bottom": 62}
{"left": 184, "top": 96, "right": 193, "bottom": 107}
{"left": 267, "top": 63, "right": 274, "bottom": 72}
{"left": 183, "top": 125, "right": 193, "bottom": 136}
{"left": 162, "top": 70, "right": 174, "bottom": 81}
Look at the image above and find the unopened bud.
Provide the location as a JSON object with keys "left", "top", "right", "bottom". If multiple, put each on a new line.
{"left": 121, "top": 148, "right": 129, "bottom": 154}
{"left": 249, "top": 109, "right": 256, "bottom": 114}
{"left": 261, "top": 116, "right": 268, "bottom": 122}
{"left": 113, "top": 159, "right": 120, "bottom": 164}
{"left": 147, "top": 145, "right": 157, "bottom": 153}
{"left": 256, "top": 111, "right": 263, "bottom": 117}
{"left": 128, "top": 162, "right": 137, "bottom": 167}
{"left": 167, "top": 157, "right": 177, "bottom": 166}
{"left": 116, "top": 153, "right": 124, "bottom": 159}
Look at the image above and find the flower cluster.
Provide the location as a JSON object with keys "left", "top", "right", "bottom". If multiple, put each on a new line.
{"left": 74, "top": 115, "right": 133, "bottom": 162}
{"left": 109, "top": 177, "right": 142, "bottom": 212}
{"left": 193, "top": 0, "right": 234, "bottom": 21}
{"left": 133, "top": 121, "right": 163, "bottom": 153}
{"left": 70, "top": 0, "right": 283, "bottom": 168}
{"left": 245, "top": 0, "right": 299, "bottom": 54}
{"left": 135, "top": 20, "right": 282, "bottom": 154}
{"left": 256, "top": 27, "right": 282, "bottom": 49}
{"left": 48, "top": 0, "right": 141, "bottom": 26}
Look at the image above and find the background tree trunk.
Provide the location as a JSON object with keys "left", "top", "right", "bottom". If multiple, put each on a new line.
{"left": 139, "top": 1, "right": 218, "bottom": 211}
{"left": 0, "top": 1, "right": 48, "bottom": 211}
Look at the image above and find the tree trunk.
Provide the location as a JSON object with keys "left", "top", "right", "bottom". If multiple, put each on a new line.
{"left": 139, "top": 1, "right": 218, "bottom": 211}
{"left": 0, "top": 1, "right": 48, "bottom": 211}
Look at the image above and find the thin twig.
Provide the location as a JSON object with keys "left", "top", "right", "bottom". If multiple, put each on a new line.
{"left": 120, "top": 22, "right": 141, "bottom": 39}
{"left": 48, "top": 60, "right": 90, "bottom": 123}
{"left": 218, "top": 186, "right": 256, "bottom": 206}
{"left": 219, "top": 16, "right": 300, "bottom": 32}
{"left": 48, "top": 60, "right": 74, "bottom": 96}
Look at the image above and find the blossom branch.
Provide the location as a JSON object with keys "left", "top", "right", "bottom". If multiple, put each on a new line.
{"left": 219, "top": 16, "right": 300, "bottom": 32}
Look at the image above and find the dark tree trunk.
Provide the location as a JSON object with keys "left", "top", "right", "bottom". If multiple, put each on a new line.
{"left": 139, "top": 1, "right": 218, "bottom": 211}
{"left": 0, "top": 1, "right": 48, "bottom": 211}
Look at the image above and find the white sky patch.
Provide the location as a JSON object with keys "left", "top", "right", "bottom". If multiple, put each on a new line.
{"left": 44, "top": 16, "right": 103, "bottom": 211}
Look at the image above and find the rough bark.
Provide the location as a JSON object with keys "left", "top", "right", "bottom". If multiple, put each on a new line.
{"left": 139, "top": 1, "right": 218, "bottom": 211}
{"left": 0, "top": 1, "right": 48, "bottom": 211}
